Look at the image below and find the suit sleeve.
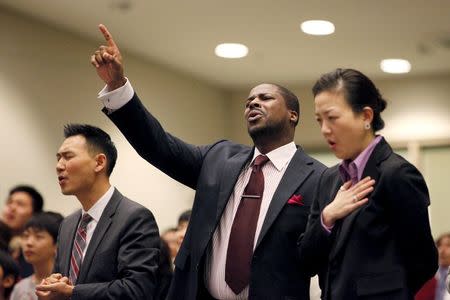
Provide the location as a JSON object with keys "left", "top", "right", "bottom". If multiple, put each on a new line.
{"left": 297, "top": 171, "right": 336, "bottom": 277}
{"left": 71, "top": 208, "right": 160, "bottom": 300}
{"left": 106, "top": 93, "right": 217, "bottom": 189}
{"left": 385, "top": 162, "right": 438, "bottom": 293}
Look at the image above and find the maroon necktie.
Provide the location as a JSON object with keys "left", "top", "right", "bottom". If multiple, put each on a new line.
{"left": 225, "top": 154, "right": 269, "bottom": 294}
{"left": 69, "top": 213, "right": 92, "bottom": 284}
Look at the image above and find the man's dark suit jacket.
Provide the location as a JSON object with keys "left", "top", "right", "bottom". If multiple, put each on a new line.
{"left": 54, "top": 188, "right": 160, "bottom": 300}
{"left": 298, "top": 138, "right": 438, "bottom": 300}
{"left": 106, "top": 94, "right": 327, "bottom": 300}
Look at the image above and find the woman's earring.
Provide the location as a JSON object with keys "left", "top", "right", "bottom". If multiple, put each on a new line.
{"left": 364, "top": 123, "right": 371, "bottom": 130}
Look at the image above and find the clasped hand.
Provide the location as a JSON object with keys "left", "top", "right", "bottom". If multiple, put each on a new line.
{"left": 35, "top": 273, "right": 74, "bottom": 300}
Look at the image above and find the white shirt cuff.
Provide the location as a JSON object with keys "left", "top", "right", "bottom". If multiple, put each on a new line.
{"left": 97, "top": 78, "right": 134, "bottom": 111}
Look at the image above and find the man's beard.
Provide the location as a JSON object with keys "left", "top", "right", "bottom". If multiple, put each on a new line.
{"left": 248, "top": 119, "right": 286, "bottom": 144}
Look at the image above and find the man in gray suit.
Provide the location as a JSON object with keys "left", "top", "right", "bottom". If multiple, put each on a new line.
{"left": 36, "top": 124, "right": 160, "bottom": 300}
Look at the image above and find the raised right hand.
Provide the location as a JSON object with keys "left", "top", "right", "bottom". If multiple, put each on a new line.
{"left": 90, "top": 24, "right": 126, "bottom": 90}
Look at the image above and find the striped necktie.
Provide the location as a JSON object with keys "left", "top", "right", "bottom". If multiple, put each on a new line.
{"left": 69, "top": 213, "right": 92, "bottom": 284}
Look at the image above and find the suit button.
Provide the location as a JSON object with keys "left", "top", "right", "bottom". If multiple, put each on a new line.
{"left": 195, "top": 263, "right": 199, "bottom": 271}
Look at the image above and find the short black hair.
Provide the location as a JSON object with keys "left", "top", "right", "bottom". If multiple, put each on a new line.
{"left": 272, "top": 83, "right": 300, "bottom": 126}
{"left": 0, "top": 250, "right": 19, "bottom": 298}
{"left": 178, "top": 210, "right": 191, "bottom": 225}
{"left": 64, "top": 124, "right": 118, "bottom": 176}
{"left": 312, "top": 68, "right": 387, "bottom": 132}
{"left": 24, "top": 211, "right": 64, "bottom": 243}
{"left": 8, "top": 185, "right": 44, "bottom": 213}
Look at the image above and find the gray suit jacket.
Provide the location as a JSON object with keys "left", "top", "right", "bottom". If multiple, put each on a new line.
{"left": 54, "top": 188, "right": 160, "bottom": 300}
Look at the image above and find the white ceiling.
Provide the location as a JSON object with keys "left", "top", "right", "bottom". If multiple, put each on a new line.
{"left": 1, "top": 0, "right": 450, "bottom": 89}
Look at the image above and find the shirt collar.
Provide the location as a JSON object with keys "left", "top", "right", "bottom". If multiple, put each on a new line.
{"left": 339, "top": 135, "right": 382, "bottom": 183}
{"left": 253, "top": 141, "right": 297, "bottom": 171}
{"left": 82, "top": 186, "right": 115, "bottom": 222}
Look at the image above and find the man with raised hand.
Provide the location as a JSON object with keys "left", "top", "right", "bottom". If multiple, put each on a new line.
{"left": 91, "top": 25, "right": 326, "bottom": 300}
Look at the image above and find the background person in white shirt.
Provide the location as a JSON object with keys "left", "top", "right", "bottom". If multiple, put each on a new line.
{"left": 10, "top": 212, "right": 63, "bottom": 300}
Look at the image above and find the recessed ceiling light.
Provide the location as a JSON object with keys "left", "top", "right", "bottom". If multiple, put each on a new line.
{"left": 300, "top": 20, "right": 335, "bottom": 36}
{"left": 380, "top": 59, "right": 411, "bottom": 74}
{"left": 215, "top": 43, "right": 248, "bottom": 59}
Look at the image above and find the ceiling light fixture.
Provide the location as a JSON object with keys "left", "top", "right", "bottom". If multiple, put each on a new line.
{"left": 110, "top": 0, "right": 132, "bottom": 11}
{"left": 380, "top": 59, "right": 411, "bottom": 74}
{"left": 215, "top": 43, "right": 248, "bottom": 59}
{"left": 300, "top": 20, "right": 335, "bottom": 36}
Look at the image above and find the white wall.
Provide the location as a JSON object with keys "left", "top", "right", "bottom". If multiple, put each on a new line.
{"left": 0, "top": 9, "right": 230, "bottom": 231}
{"left": 422, "top": 146, "right": 450, "bottom": 237}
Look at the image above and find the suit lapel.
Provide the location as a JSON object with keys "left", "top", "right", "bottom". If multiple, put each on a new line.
{"left": 330, "top": 138, "right": 392, "bottom": 259}
{"left": 60, "top": 212, "right": 81, "bottom": 276}
{"left": 255, "top": 149, "right": 313, "bottom": 248}
{"left": 215, "top": 150, "right": 253, "bottom": 221}
{"left": 76, "top": 189, "right": 121, "bottom": 283}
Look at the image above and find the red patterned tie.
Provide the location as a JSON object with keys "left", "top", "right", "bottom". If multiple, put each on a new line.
{"left": 69, "top": 213, "right": 92, "bottom": 284}
{"left": 225, "top": 154, "right": 269, "bottom": 294}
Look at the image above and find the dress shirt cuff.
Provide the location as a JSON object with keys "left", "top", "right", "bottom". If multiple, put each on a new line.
{"left": 98, "top": 77, "right": 134, "bottom": 111}
{"left": 320, "top": 212, "right": 334, "bottom": 234}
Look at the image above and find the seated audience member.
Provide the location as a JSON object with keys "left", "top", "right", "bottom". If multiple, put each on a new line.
{"left": 176, "top": 210, "right": 191, "bottom": 246}
{"left": 10, "top": 212, "right": 63, "bottom": 300}
{"left": 161, "top": 228, "right": 179, "bottom": 263}
{"left": 1, "top": 185, "right": 44, "bottom": 278}
{"left": 416, "top": 232, "right": 450, "bottom": 300}
{"left": 173, "top": 210, "right": 192, "bottom": 255}
{"left": 0, "top": 250, "right": 19, "bottom": 300}
{"left": 0, "top": 222, "right": 12, "bottom": 252}
{"left": 1, "top": 186, "right": 44, "bottom": 236}
{"left": 177, "top": 210, "right": 191, "bottom": 232}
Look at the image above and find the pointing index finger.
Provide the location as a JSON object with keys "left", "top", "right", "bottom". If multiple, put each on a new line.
{"left": 99, "top": 24, "right": 117, "bottom": 48}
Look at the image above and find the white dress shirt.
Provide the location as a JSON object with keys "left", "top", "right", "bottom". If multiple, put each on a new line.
{"left": 206, "top": 143, "right": 297, "bottom": 300}
{"left": 80, "top": 186, "right": 114, "bottom": 257}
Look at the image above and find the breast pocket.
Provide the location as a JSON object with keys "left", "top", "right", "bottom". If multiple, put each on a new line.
{"left": 277, "top": 204, "right": 311, "bottom": 236}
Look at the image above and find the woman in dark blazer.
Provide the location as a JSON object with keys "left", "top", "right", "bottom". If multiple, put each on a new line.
{"left": 298, "top": 68, "right": 438, "bottom": 299}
